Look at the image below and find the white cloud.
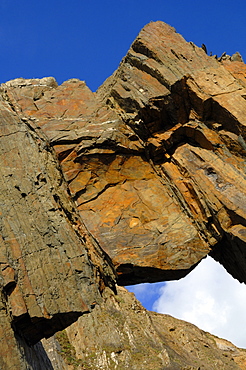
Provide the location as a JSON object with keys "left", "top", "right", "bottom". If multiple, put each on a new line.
{"left": 153, "top": 256, "right": 246, "bottom": 348}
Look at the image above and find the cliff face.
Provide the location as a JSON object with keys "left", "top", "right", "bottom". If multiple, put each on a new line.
{"left": 1, "top": 21, "right": 246, "bottom": 369}
{"left": 46, "top": 286, "right": 246, "bottom": 370}
{"left": 0, "top": 79, "right": 116, "bottom": 369}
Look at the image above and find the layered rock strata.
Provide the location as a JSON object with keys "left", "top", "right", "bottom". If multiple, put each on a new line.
{"left": 3, "top": 22, "right": 246, "bottom": 285}
{"left": 0, "top": 83, "right": 116, "bottom": 369}
{"left": 46, "top": 286, "right": 246, "bottom": 370}
{"left": 1, "top": 20, "right": 246, "bottom": 369}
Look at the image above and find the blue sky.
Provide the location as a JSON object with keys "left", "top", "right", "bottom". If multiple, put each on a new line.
{"left": 0, "top": 0, "right": 246, "bottom": 91}
{"left": 1, "top": 0, "right": 246, "bottom": 348}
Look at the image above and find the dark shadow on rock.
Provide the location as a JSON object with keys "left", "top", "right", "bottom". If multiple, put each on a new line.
{"left": 13, "top": 311, "right": 86, "bottom": 345}
{"left": 16, "top": 333, "right": 54, "bottom": 370}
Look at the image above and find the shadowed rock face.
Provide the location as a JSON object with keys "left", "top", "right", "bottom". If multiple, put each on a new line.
{"left": 1, "top": 21, "right": 246, "bottom": 369}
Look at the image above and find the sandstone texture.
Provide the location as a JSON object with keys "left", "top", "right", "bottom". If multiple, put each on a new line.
{"left": 1, "top": 21, "right": 246, "bottom": 369}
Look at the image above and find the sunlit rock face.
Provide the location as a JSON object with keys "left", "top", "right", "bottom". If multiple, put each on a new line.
{"left": 0, "top": 78, "right": 116, "bottom": 369}
{"left": 1, "top": 21, "right": 246, "bottom": 369}
{"left": 5, "top": 22, "right": 246, "bottom": 285}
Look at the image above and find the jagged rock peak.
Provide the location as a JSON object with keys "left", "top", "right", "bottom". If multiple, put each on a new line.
{"left": 3, "top": 76, "right": 58, "bottom": 88}
{"left": 231, "top": 51, "right": 244, "bottom": 62}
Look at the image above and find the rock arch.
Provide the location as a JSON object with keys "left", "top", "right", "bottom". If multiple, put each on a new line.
{"left": 1, "top": 21, "right": 246, "bottom": 368}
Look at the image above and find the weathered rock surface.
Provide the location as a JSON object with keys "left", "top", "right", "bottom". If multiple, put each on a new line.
{"left": 45, "top": 286, "right": 246, "bottom": 370}
{"left": 4, "top": 22, "right": 246, "bottom": 285}
{"left": 6, "top": 286, "right": 246, "bottom": 370}
{"left": 0, "top": 81, "right": 116, "bottom": 369}
{"left": 1, "top": 20, "right": 246, "bottom": 369}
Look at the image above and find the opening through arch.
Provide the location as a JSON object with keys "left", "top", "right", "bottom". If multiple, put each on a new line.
{"left": 127, "top": 256, "right": 246, "bottom": 348}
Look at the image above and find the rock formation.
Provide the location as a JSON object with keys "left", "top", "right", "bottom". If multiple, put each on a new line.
{"left": 45, "top": 286, "right": 246, "bottom": 370}
{"left": 1, "top": 21, "right": 246, "bottom": 369}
